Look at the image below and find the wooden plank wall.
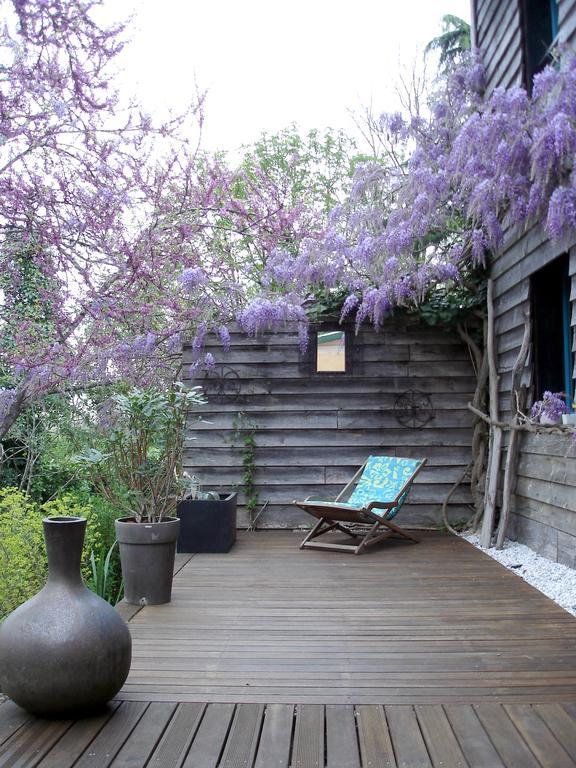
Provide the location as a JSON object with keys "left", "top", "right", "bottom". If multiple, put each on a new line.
{"left": 560, "top": 0, "right": 576, "bottom": 46}
{"left": 474, "top": 0, "right": 523, "bottom": 91}
{"left": 182, "top": 320, "right": 476, "bottom": 529}
{"left": 475, "top": 0, "right": 576, "bottom": 565}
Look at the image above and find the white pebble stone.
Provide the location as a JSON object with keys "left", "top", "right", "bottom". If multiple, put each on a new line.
{"left": 460, "top": 533, "right": 576, "bottom": 616}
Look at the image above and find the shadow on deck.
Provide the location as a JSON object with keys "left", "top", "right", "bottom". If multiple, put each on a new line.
{"left": 2, "top": 530, "right": 576, "bottom": 766}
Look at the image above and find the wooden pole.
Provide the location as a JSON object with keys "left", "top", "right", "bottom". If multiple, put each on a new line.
{"left": 480, "top": 279, "right": 501, "bottom": 548}
{"left": 495, "top": 396, "right": 523, "bottom": 549}
{"left": 496, "top": 315, "right": 531, "bottom": 549}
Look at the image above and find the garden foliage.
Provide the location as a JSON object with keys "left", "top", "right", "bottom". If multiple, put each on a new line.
{"left": 75, "top": 385, "right": 206, "bottom": 523}
{"left": 0, "top": 488, "right": 117, "bottom": 618}
{"left": 0, "top": 0, "right": 325, "bottom": 437}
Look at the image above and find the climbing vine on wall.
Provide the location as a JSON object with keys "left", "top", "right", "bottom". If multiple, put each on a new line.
{"left": 232, "top": 412, "right": 259, "bottom": 526}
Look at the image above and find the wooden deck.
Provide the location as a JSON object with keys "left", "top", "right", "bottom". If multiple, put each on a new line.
{"left": 2, "top": 530, "right": 576, "bottom": 767}
{"left": 122, "top": 530, "right": 576, "bottom": 705}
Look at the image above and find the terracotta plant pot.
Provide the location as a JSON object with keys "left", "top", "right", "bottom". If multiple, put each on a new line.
{"left": 115, "top": 517, "right": 180, "bottom": 605}
{"left": 0, "top": 516, "right": 132, "bottom": 716}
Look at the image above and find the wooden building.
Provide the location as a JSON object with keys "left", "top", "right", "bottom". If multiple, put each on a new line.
{"left": 183, "top": 319, "right": 476, "bottom": 529}
{"left": 472, "top": 0, "right": 576, "bottom": 564}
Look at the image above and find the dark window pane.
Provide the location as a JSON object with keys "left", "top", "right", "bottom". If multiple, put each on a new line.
{"left": 531, "top": 253, "right": 572, "bottom": 402}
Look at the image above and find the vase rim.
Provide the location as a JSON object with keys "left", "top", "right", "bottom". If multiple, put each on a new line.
{"left": 116, "top": 516, "right": 179, "bottom": 524}
{"left": 43, "top": 516, "right": 86, "bottom": 524}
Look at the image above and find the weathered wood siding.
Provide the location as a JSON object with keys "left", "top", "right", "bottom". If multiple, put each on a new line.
{"left": 560, "top": 0, "right": 576, "bottom": 46}
{"left": 474, "top": 0, "right": 576, "bottom": 564}
{"left": 473, "top": 0, "right": 523, "bottom": 91}
{"left": 182, "top": 320, "right": 476, "bottom": 529}
{"left": 491, "top": 226, "right": 576, "bottom": 566}
{"left": 474, "top": 0, "right": 576, "bottom": 90}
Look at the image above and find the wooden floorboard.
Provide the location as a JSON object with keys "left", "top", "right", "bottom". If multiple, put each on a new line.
{"left": 2, "top": 531, "right": 576, "bottom": 766}
{"left": 120, "top": 530, "right": 576, "bottom": 705}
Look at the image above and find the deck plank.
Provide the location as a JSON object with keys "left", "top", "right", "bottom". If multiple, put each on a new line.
{"left": 181, "top": 703, "right": 234, "bottom": 768}
{"left": 325, "top": 705, "right": 360, "bottom": 768}
{"left": 0, "top": 701, "right": 32, "bottom": 748}
{"left": 253, "top": 704, "right": 293, "bottom": 768}
{"left": 37, "top": 704, "right": 120, "bottom": 768}
{"left": 292, "top": 705, "right": 324, "bottom": 768}
{"left": 444, "top": 704, "right": 505, "bottom": 768}
{"left": 145, "top": 703, "right": 204, "bottom": 768}
{"left": 108, "top": 702, "right": 176, "bottom": 768}
{"left": 219, "top": 703, "right": 264, "bottom": 768}
{"left": 73, "top": 701, "right": 148, "bottom": 768}
{"left": 504, "top": 704, "right": 576, "bottom": 768}
{"left": 473, "top": 703, "right": 541, "bottom": 768}
{"left": 533, "top": 703, "right": 576, "bottom": 760}
{"left": 1, "top": 700, "right": 576, "bottom": 767}
{"left": 0, "top": 717, "right": 72, "bottom": 768}
{"left": 414, "top": 704, "right": 468, "bottom": 768}
{"left": 356, "top": 705, "right": 396, "bottom": 768}
{"left": 386, "top": 705, "right": 432, "bottom": 768}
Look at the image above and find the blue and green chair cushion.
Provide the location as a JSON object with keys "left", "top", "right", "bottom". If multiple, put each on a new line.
{"left": 306, "top": 456, "right": 423, "bottom": 520}
{"left": 348, "top": 456, "right": 422, "bottom": 519}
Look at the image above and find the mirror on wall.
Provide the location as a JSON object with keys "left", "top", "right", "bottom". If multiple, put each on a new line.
{"left": 316, "top": 330, "right": 346, "bottom": 372}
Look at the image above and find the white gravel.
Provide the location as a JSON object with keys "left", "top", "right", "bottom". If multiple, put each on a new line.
{"left": 461, "top": 533, "right": 576, "bottom": 617}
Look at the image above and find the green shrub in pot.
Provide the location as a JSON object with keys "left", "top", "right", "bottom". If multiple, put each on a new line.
{"left": 76, "top": 383, "right": 206, "bottom": 604}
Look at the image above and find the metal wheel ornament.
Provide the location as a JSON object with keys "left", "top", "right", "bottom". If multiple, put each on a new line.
{"left": 394, "top": 389, "right": 435, "bottom": 429}
{"left": 203, "top": 365, "right": 241, "bottom": 404}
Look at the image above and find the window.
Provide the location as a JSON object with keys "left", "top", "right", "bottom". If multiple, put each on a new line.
{"left": 531, "top": 253, "right": 573, "bottom": 404}
{"left": 316, "top": 330, "right": 346, "bottom": 373}
{"left": 520, "top": 0, "right": 559, "bottom": 91}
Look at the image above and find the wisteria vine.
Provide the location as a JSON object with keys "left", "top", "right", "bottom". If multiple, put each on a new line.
{"left": 239, "top": 51, "right": 576, "bottom": 339}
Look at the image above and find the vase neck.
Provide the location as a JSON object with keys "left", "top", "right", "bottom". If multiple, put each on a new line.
{"left": 43, "top": 517, "right": 86, "bottom": 586}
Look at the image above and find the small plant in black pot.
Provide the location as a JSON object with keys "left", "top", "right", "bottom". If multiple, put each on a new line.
{"left": 77, "top": 383, "right": 205, "bottom": 605}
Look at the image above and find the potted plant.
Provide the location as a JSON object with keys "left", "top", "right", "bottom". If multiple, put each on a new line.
{"left": 176, "top": 473, "right": 237, "bottom": 553}
{"left": 531, "top": 391, "right": 570, "bottom": 425}
{"left": 77, "top": 384, "right": 205, "bottom": 605}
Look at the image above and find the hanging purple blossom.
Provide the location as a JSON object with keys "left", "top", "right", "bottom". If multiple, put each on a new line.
{"left": 179, "top": 267, "right": 207, "bottom": 288}
{"left": 218, "top": 325, "right": 231, "bottom": 352}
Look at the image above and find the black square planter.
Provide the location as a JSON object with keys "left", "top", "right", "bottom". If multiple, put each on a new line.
{"left": 176, "top": 493, "right": 237, "bottom": 553}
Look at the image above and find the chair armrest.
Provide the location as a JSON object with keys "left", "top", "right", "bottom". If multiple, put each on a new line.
{"left": 293, "top": 496, "right": 334, "bottom": 504}
{"left": 366, "top": 500, "right": 397, "bottom": 512}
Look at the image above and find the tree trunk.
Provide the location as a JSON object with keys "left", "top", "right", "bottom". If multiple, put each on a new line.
{"left": 0, "top": 383, "right": 30, "bottom": 440}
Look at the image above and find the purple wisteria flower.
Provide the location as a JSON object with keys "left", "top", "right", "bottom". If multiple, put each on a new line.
{"left": 531, "top": 391, "right": 570, "bottom": 423}
{"left": 218, "top": 326, "right": 231, "bottom": 352}
{"left": 179, "top": 267, "right": 207, "bottom": 288}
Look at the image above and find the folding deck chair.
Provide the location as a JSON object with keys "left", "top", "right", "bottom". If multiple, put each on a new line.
{"left": 293, "top": 455, "right": 426, "bottom": 555}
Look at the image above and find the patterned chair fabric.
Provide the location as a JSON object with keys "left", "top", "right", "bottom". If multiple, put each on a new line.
{"left": 347, "top": 456, "right": 422, "bottom": 519}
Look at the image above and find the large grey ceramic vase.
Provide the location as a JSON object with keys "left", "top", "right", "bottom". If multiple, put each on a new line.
{"left": 0, "top": 516, "right": 132, "bottom": 716}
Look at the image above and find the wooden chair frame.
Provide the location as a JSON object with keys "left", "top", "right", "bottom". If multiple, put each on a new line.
{"left": 294, "top": 457, "right": 426, "bottom": 555}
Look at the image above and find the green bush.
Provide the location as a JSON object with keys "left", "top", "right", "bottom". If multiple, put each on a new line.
{"left": 0, "top": 488, "right": 122, "bottom": 619}
{"left": 0, "top": 488, "right": 46, "bottom": 619}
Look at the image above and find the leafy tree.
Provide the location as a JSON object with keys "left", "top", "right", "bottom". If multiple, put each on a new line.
{"left": 242, "top": 126, "right": 358, "bottom": 216}
{"left": 0, "top": 0, "right": 318, "bottom": 437}
{"left": 425, "top": 14, "right": 471, "bottom": 73}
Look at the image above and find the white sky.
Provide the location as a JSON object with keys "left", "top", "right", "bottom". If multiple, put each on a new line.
{"left": 105, "top": 0, "right": 471, "bottom": 153}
